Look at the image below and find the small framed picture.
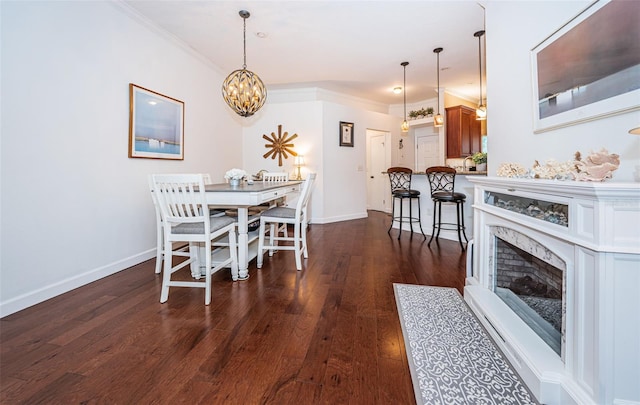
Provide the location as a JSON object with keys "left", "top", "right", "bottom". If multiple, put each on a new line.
{"left": 129, "top": 83, "right": 185, "bottom": 160}
{"left": 339, "top": 121, "right": 354, "bottom": 147}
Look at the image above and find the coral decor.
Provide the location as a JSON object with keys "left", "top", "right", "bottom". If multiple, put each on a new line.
{"left": 497, "top": 148, "right": 620, "bottom": 182}
{"left": 572, "top": 148, "right": 620, "bottom": 182}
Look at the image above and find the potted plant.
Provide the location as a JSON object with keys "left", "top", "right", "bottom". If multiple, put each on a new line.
{"left": 225, "top": 168, "right": 247, "bottom": 187}
{"left": 425, "top": 107, "right": 434, "bottom": 117}
{"left": 471, "top": 152, "right": 487, "bottom": 171}
{"left": 408, "top": 110, "right": 419, "bottom": 120}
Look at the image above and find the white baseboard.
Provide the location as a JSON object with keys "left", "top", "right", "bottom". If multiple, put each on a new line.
{"left": 311, "top": 212, "right": 368, "bottom": 224}
{"left": 0, "top": 250, "right": 156, "bottom": 318}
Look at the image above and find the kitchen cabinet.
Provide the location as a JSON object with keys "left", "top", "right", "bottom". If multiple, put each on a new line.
{"left": 446, "top": 105, "right": 481, "bottom": 158}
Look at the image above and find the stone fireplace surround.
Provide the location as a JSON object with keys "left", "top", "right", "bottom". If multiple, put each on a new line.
{"left": 464, "top": 177, "right": 640, "bottom": 405}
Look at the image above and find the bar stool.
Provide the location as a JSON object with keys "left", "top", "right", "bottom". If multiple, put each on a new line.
{"left": 426, "top": 166, "right": 468, "bottom": 249}
{"left": 387, "top": 167, "right": 426, "bottom": 240}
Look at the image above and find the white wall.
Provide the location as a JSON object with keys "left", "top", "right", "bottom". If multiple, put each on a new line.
{"left": 485, "top": 1, "right": 640, "bottom": 182}
{"left": 0, "top": 1, "right": 242, "bottom": 316}
{"left": 241, "top": 97, "right": 325, "bottom": 220}
{"left": 244, "top": 89, "right": 399, "bottom": 224}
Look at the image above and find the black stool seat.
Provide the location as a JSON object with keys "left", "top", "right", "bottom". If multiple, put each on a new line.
{"left": 387, "top": 167, "right": 426, "bottom": 240}
{"left": 431, "top": 191, "right": 466, "bottom": 202}
{"left": 393, "top": 189, "right": 421, "bottom": 198}
{"left": 426, "top": 166, "right": 468, "bottom": 249}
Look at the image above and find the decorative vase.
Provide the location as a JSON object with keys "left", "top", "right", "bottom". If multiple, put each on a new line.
{"left": 229, "top": 178, "right": 241, "bottom": 187}
{"left": 476, "top": 163, "right": 487, "bottom": 172}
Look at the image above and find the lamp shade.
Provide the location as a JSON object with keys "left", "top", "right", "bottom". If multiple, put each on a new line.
{"left": 476, "top": 105, "right": 487, "bottom": 121}
{"left": 401, "top": 120, "right": 409, "bottom": 133}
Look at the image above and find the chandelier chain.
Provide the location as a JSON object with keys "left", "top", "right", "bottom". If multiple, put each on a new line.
{"left": 243, "top": 15, "right": 247, "bottom": 69}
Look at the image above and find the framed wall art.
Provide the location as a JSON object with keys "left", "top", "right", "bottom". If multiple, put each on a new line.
{"left": 531, "top": 0, "right": 640, "bottom": 133}
{"left": 339, "top": 121, "right": 354, "bottom": 147}
{"left": 129, "top": 83, "right": 185, "bottom": 159}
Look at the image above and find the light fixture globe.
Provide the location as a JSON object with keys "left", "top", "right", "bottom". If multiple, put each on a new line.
{"left": 222, "top": 68, "right": 266, "bottom": 117}
{"left": 222, "top": 10, "right": 267, "bottom": 117}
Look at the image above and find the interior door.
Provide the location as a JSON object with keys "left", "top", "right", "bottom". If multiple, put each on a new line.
{"left": 416, "top": 134, "right": 440, "bottom": 172}
{"left": 367, "top": 131, "right": 388, "bottom": 212}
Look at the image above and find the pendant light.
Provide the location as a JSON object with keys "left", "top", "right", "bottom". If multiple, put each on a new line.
{"left": 222, "top": 10, "right": 267, "bottom": 117}
{"left": 433, "top": 47, "right": 444, "bottom": 128}
{"left": 401, "top": 61, "right": 409, "bottom": 133}
{"left": 474, "top": 30, "right": 486, "bottom": 120}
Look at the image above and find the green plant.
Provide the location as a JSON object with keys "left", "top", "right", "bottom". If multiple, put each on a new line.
{"left": 425, "top": 107, "right": 434, "bottom": 116}
{"left": 408, "top": 110, "right": 419, "bottom": 119}
{"left": 471, "top": 152, "right": 487, "bottom": 164}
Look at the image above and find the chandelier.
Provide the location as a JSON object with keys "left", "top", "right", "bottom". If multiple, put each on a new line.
{"left": 222, "top": 10, "right": 267, "bottom": 117}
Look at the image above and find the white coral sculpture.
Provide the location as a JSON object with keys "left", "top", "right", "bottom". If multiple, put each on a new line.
{"left": 572, "top": 148, "right": 620, "bottom": 182}
{"left": 496, "top": 162, "right": 528, "bottom": 178}
{"left": 531, "top": 159, "right": 574, "bottom": 180}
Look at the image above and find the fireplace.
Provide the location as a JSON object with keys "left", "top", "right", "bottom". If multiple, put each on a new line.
{"left": 494, "top": 235, "right": 564, "bottom": 356}
{"left": 464, "top": 177, "right": 640, "bottom": 405}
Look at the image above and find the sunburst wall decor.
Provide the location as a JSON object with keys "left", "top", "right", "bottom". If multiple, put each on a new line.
{"left": 263, "top": 124, "right": 298, "bottom": 166}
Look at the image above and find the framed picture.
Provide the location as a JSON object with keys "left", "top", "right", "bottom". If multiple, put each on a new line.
{"left": 531, "top": 0, "right": 640, "bottom": 133}
{"left": 129, "top": 83, "right": 185, "bottom": 159}
{"left": 339, "top": 121, "right": 354, "bottom": 147}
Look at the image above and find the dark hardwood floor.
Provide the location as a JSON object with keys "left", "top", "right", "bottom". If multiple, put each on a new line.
{"left": 0, "top": 210, "right": 467, "bottom": 404}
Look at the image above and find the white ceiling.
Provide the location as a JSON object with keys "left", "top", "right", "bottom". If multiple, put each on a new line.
{"left": 122, "top": 0, "right": 487, "bottom": 106}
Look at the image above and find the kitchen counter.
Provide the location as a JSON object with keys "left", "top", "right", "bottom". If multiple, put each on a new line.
{"left": 383, "top": 171, "right": 487, "bottom": 176}
{"left": 412, "top": 171, "right": 487, "bottom": 176}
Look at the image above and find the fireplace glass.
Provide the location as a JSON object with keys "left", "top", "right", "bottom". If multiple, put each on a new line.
{"left": 494, "top": 238, "right": 563, "bottom": 356}
{"left": 485, "top": 191, "right": 568, "bottom": 227}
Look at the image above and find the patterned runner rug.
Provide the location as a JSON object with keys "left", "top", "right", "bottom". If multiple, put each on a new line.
{"left": 394, "top": 284, "right": 538, "bottom": 405}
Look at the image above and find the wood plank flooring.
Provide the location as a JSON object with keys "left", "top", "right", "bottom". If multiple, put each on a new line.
{"left": 0, "top": 210, "right": 467, "bottom": 404}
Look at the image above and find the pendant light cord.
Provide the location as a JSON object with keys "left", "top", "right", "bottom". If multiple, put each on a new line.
{"left": 436, "top": 51, "right": 440, "bottom": 113}
{"left": 474, "top": 30, "right": 485, "bottom": 107}
{"left": 478, "top": 35, "right": 482, "bottom": 105}
{"left": 401, "top": 61, "right": 409, "bottom": 122}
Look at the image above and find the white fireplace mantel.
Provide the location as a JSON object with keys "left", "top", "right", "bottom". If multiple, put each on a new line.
{"left": 464, "top": 176, "right": 640, "bottom": 405}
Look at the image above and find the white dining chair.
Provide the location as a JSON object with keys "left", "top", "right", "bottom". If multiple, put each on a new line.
{"left": 260, "top": 172, "right": 290, "bottom": 239}
{"left": 149, "top": 173, "right": 219, "bottom": 274}
{"left": 151, "top": 173, "right": 238, "bottom": 305}
{"left": 262, "top": 172, "right": 289, "bottom": 182}
{"left": 257, "top": 173, "right": 316, "bottom": 271}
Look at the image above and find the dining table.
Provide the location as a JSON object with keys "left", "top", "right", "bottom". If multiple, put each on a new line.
{"left": 192, "top": 180, "right": 302, "bottom": 280}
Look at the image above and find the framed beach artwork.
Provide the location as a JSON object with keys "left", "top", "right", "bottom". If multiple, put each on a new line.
{"left": 531, "top": 0, "right": 640, "bottom": 133}
{"left": 339, "top": 121, "right": 354, "bottom": 147}
{"left": 129, "top": 84, "right": 185, "bottom": 159}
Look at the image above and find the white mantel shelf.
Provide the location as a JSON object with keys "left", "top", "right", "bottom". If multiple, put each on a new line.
{"left": 468, "top": 176, "right": 640, "bottom": 254}
{"left": 464, "top": 176, "right": 640, "bottom": 405}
